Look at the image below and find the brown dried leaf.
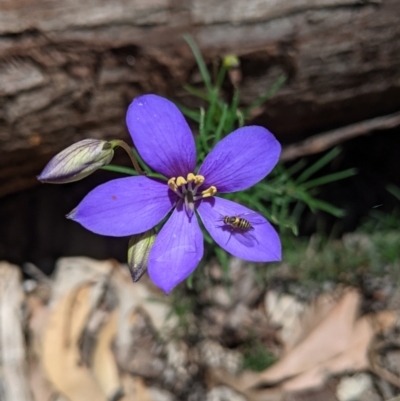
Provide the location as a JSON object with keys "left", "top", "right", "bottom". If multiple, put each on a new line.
{"left": 112, "top": 266, "right": 176, "bottom": 334}
{"left": 258, "top": 289, "right": 361, "bottom": 385}
{"left": 29, "top": 359, "right": 55, "bottom": 401}
{"left": 50, "top": 257, "right": 114, "bottom": 303}
{"left": 120, "top": 374, "right": 154, "bottom": 401}
{"left": 41, "top": 284, "right": 107, "bottom": 401}
{"left": 92, "top": 310, "right": 122, "bottom": 399}
{"left": 27, "top": 294, "right": 54, "bottom": 401}
{"left": 285, "top": 292, "right": 341, "bottom": 351}
{"left": 206, "top": 368, "right": 284, "bottom": 401}
{"left": 215, "top": 288, "right": 397, "bottom": 396}
{"left": 281, "top": 310, "right": 397, "bottom": 392}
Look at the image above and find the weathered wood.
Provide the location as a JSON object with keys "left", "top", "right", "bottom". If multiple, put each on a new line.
{"left": 280, "top": 111, "right": 400, "bottom": 161}
{"left": 0, "top": 262, "right": 33, "bottom": 401}
{"left": 1, "top": 0, "right": 400, "bottom": 196}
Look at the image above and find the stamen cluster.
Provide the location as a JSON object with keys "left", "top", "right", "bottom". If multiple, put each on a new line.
{"left": 168, "top": 173, "right": 217, "bottom": 214}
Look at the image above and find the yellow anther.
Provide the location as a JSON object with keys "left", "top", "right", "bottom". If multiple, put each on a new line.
{"left": 167, "top": 177, "right": 178, "bottom": 192}
{"left": 194, "top": 175, "right": 205, "bottom": 185}
{"left": 201, "top": 186, "right": 217, "bottom": 198}
{"left": 187, "top": 173, "right": 196, "bottom": 182}
{"left": 176, "top": 176, "right": 187, "bottom": 187}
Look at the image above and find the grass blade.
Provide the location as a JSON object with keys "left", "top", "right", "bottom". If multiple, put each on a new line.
{"left": 295, "top": 147, "right": 341, "bottom": 184}
{"left": 244, "top": 75, "right": 286, "bottom": 115}
{"left": 301, "top": 168, "right": 357, "bottom": 190}
{"left": 183, "top": 34, "right": 213, "bottom": 93}
{"left": 213, "top": 104, "right": 229, "bottom": 145}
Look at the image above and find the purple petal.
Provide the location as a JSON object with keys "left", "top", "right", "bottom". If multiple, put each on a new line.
{"left": 69, "top": 176, "right": 177, "bottom": 237}
{"left": 197, "top": 197, "right": 281, "bottom": 262}
{"left": 126, "top": 94, "right": 196, "bottom": 178}
{"left": 148, "top": 204, "right": 203, "bottom": 293}
{"left": 198, "top": 126, "right": 281, "bottom": 193}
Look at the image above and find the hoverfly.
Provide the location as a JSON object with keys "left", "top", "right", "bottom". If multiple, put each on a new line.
{"left": 217, "top": 212, "right": 265, "bottom": 246}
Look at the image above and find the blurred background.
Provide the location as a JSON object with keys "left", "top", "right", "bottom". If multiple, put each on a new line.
{"left": 1, "top": 1, "right": 400, "bottom": 400}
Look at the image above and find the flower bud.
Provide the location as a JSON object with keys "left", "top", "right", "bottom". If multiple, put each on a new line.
{"left": 37, "top": 139, "right": 115, "bottom": 184}
{"left": 127, "top": 229, "right": 156, "bottom": 282}
{"left": 223, "top": 54, "right": 240, "bottom": 69}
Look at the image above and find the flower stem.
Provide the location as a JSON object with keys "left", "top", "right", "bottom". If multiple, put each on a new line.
{"left": 111, "top": 140, "right": 145, "bottom": 175}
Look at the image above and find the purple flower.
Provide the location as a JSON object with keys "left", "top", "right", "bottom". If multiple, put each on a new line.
{"left": 68, "top": 95, "right": 282, "bottom": 293}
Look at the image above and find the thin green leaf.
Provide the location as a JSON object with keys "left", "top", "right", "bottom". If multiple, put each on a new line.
{"left": 183, "top": 34, "right": 213, "bottom": 93}
{"left": 309, "top": 199, "right": 345, "bottom": 217}
{"left": 102, "top": 164, "right": 167, "bottom": 181}
{"left": 199, "top": 107, "right": 209, "bottom": 153}
{"left": 201, "top": 225, "right": 213, "bottom": 244}
{"left": 291, "top": 201, "right": 306, "bottom": 225}
{"left": 203, "top": 90, "right": 218, "bottom": 139}
{"left": 244, "top": 75, "right": 286, "bottom": 114}
{"left": 199, "top": 107, "right": 206, "bottom": 135}
{"left": 213, "top": 104, "right": 229, "bottom": 145}
{"left": 284, "top": 159, "right": 308, "bottom": 177}
{"left": 295, "top": 147, "right": 341, "bottom": 184}
{"left": 178, "top": 104, "right": 201, "bottom": 123}
{"left": 183, "top": 84, "right": 210, "bottom": 102}
{"left": 237, "top": 109, "right": 245, "bottom": 127}
{"left": 215, "top": 64, "right": 227, "bottom": 90}
{"left": 257, "top": 183, "right": 283, "bottom": 195}
{"left": 387, "top": 184, "right": 400, "bottom": 201}
{"left": 197, "top": 151, "right": 206, "bottom": 165}
{"left": 301, "top": 168, "right": 357, "bottom": 190}
{"left": 236, "top": 193, "right": 272, "bottom": 220}
{"left": 298, "top": 192, "right": 345, "bottom": 217}
{"left": 225, "top": 89, "right": 240, "bottom": 133}
{"left": 186, "top": 274, "right": 194, "bottom": 289}
{"left": 291, "top": 222, "right": 299, "bottom": 236}
{"left": 215, "top": 248, "right": 229, "bottom": 276}
{"left": 101, "top": 165, "right": 138, "bottom": 175}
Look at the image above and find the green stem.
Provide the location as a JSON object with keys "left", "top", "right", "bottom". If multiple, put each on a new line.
{"left": 101, "top": 165, "right": 168, "bottom": 181}
{"left": 111, "top": 140, "right": 145, "bottom": 175}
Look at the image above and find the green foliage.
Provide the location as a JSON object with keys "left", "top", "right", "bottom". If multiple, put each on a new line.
{"left": 267, "top": 228, "right": 400, "bottom": 290}
{"left": 242, "top": 339, "right": 276, "bottom": 372}
{"left": 374, "top": 232, "right": 400, "bottom": 267}
{"left": 362, "top": 209, "right": 400, "bottom": 233}
{"left": 387, "top": 184, "right": 400, "bottom": 201}
{"left": 361, "top": 185, "right": 400, "bottom": 234}
{"left": 180, "top": 35, "right": 356, "bottom": 241}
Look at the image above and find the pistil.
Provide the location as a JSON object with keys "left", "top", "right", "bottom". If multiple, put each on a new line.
{"left": 167, "top": 173, "right": 217, "bottom": 214}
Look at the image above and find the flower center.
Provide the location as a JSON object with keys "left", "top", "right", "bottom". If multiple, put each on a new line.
{"left": 168, "top": 173, "right": 217, "bottom": 215}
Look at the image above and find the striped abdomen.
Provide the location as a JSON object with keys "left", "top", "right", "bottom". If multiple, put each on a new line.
{"left": 222, "top": 216, "right": 253, "bottom": 230}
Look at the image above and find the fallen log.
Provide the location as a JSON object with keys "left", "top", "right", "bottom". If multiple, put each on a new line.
{"left": 1, "top": 0, "right": 400, "bottom": 196}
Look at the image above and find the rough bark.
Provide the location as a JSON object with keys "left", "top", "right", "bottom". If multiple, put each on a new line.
{"left": 1, "top": 0, "right": 400, "bottom": 196}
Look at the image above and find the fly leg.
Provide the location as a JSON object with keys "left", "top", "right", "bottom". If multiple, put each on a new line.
{"left": 225, "top": 228, "right": 234, "bottom": 245}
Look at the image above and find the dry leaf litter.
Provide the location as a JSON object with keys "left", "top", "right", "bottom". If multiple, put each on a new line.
{"left": 1, "top": 234, "right": 400, "bottom": 401}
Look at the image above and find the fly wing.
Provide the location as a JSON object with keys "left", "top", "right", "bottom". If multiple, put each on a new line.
{"left": 233, "top": 230, "right": 257, "bottom": 247}
{"left": 238, "top": 212, "right": 266, "bottom": 225}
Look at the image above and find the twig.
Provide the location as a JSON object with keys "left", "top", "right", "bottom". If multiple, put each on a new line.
{"left": 280, "top": 111, "right": 400, "bottom": 162}
{"left": 368, "top": 340, "right": 400, "bottom": 389}
{"left": 23, "top": 262, "right": 52, "bottom": 287}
